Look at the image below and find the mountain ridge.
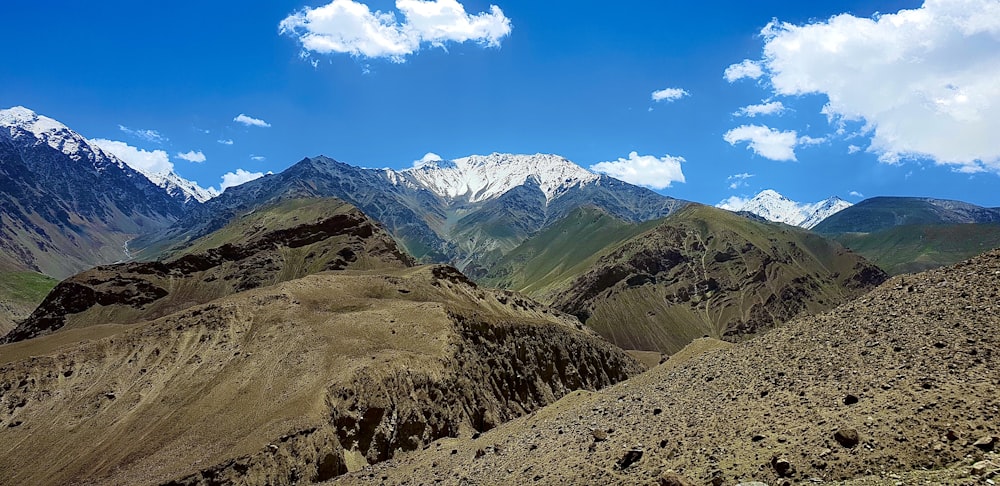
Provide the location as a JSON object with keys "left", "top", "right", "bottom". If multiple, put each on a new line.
{"left": 720, "top": 189, "right": 852, "bottom": 229}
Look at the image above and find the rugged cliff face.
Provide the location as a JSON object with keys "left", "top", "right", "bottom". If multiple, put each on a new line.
{"left": 0, "top": 266, "right": 642, "bottom": 486}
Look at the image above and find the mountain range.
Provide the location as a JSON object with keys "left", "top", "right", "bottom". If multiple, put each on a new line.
{"left": 2, "top": 106, "right": 1000, "bottom": 485}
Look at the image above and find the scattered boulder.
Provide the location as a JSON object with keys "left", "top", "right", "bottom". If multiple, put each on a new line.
{"left": 659, "top": 471, "right": 696, "bottom": 486}
{"left": 834, "top": 428, "right": 860, "bottom": 448}
{"left": 771, "top": 455, "right": 794, "bottom": 477}
{"left": 617, "top": 449, "right": 643, "bottom": 470}
{"left": 592, "top": 429, "right": 608, "bottom": 442}
{"left": 843, "top": 394, "right": 859, "bottom": 405}
{"left": 973, "top": 436, "right": 997, "bottom": 452}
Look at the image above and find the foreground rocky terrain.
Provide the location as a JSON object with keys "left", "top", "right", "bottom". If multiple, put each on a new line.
{"left": 339, "top": 249, "right": 1000, "bottom": 485}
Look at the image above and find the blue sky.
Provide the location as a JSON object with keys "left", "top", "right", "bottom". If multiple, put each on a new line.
{"left": 3, "top": 0, "right": 999, "bottom": 207}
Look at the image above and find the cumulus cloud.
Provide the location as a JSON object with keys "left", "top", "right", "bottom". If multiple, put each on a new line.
{"left": 177, "top": 150, "right": 206, "bottom": 163}
{"left": 848, "top": 145, "right": 862, "bottom": 154}
{"left": 219, "top": 169, "right": 268, "bottom": 192}
{"left": 589, "top": 151, "right": 686, "bottom": 190}
{"left": 218, "top": 139, "right": 234, "bottom": 145}
{"left": 727, "top": 172, "right": 754, "bottom": 189}
{"left": 849, "top": 191, "right": 864, "bottom": 198}
{"left": 735, "top": 101, "right": 785, "bottom": 117}
{"left": 716, "top": 195, "right": 750, "bottom": 211}
{"left": 234, "top": 114, "right": 271, "bottom": 127}
{"left": 724, "top": 59, "right": 763, "bottom": 82}
{"left": 757, "top": 0, "right": 1000, "bottom": 172}
{"left": 651, "top": 87, "right": 689, "bottom": 103}
{"left": 91, "top": 138, "right": 174, "bottom": 175}
{"left": 118, "top": 125, "right": 167, "bottom": 144}
{"left": 413, "top": 152, "right": 443, "bottom": 167}
{"left": 279, "top": 0, "right": 512, "bottom": 63}
{"left": 798, "top": 135, "right": 826, "bottom": 146}
{"left": 723, "top": 124, "right": 799, "bottom": 161}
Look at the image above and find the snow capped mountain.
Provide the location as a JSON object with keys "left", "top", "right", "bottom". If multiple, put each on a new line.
{"left": 386, "top": 153, "right": 601, "bottom": 203}
{"left": 719, "top": 189, "right": 852, "bottom": 229}
{"left": 140, "top": 169, "right": 218, "bottom": 204}
{"left": 1, "top": 106, "right": 215, "bottom": 205}
{"left": 1, "top": 106, "right": 126, "bottom": 171}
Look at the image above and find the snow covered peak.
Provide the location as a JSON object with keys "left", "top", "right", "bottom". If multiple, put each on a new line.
{"left": 139, "top": 169, "right": 218, "bottom": 204}
{"left": 0, "top": 106, "right": 102, "bottom": 163}
{"left": 391, "top": 153, "right": 600, "bottom": 203}
{"left": 719, "top": 189, "right": 852, "bottom": 229}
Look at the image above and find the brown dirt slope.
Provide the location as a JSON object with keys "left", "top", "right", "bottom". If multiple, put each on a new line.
{"left": 552, "top": 204, "right": 887, "bottom": 354}
{"left": 2, "top": 198, "right": 413, "bottom": 343}
{"left": 0, "top": 265, "right": 642, "bottom": 486}
{"left": 341, "top": 249, "right": 1000, "bottom": 485}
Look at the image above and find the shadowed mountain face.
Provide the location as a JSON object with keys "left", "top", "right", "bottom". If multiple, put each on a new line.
{"left": 0, "top": 108, "right": 186, "bottom": 280}
{"left": 338, "top": 249, "right": 1000, "bottom": 486}
{"left": 0, "top": 196, "right": 643, "bottom": 485}
{"left": 2, "top": 198, "right": 413, "bottom": 343}
{"left": 133, "top": 155, "right": 687, "bottom": 274}
{"left": 813, "top": 196, "right": 1000, "bottom": 234}
{"left": 495, "top": 205, "right": 887, "bottom": 354}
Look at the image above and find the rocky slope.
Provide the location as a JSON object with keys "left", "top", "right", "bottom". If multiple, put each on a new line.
{"left": 340, "top": 249, "right": 1000, "bottom": 485}
{"left": 2, "top": 198, "right": 411, "bottom": 343}
{"left": 0, "top": 107, "right": 186, "bottom": 279}
{"left": 0, "top": 265, "right": 642, "bottom": 486}
{"left": 548, "top": 205, "right": 886, "bottom": 353}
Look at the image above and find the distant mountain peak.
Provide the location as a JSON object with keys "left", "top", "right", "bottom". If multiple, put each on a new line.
{"left": 391, "top": 152, "right": 601, "bottom": 203}
{"left": 1, "top": 106, "right": 119, "bottom": 168}
{"left": 720, "top": 189, "right": 852, "bottom": 229}
{"left": 139, "top": 169, "right": 218, "bottom": 204}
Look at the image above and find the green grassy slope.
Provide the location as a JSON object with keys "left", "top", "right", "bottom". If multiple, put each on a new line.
{"left": 549, "top": 204, "right": 886, "bottom": 354}
{"left": 479, "top": 207, "right": 659, "bottom": 301}
{"left": 834, "top": 223, "right": 1000, "bottom": 275}
{"left": 0, "top": 271, "right": 58, "bottom": 335}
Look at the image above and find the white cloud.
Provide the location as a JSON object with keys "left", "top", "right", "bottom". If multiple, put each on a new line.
{"left": 735, "top": 101, "right": 785, "bottom": 117}
{"left": 757, "top": 0, "right": 1000, "bottom": 173}
{"left": 118, "top": 125, "right": 167, "bottom": 144}
{"left": 849, "top": 191, "right": 864, "bottom": 198}
{"left": 727, "top": 172, "right": 754, "bottom": 189}
{"left": 91, "top": 138, "right": 173, "bottom": 175}
{"left": 250, "top": 155, "right": 266, "bottom": 161}
{"left": 279, "top": 0, "right": 512, "bottom": 63}
{"left": 651, "top": 87, "right": 689, "bottom": 103}
{"left": 234, "top": 114, "right": 271, "bottom": 127}
{"left": 218, "top": 139, "right": 234, "bottom": 145}
{"left": 724, "top": 59, "right": 763, "bottom": 82}
{"left": 177, "top": 150, "right": 207, "bottom": 163}
{"left": 848, "top": 145, "right": 862, "bottom": 154}
{"left": 589, "top": 151, "right": 686, "bottom": 190}
{"left": 723, "top": 124, "right": 799, "bottom": 161}
{"left": 413, "top": 152, "right": 443, "bottom": 167}
{"left": 797, "top": 135, "right": 826, "bottom": 146}
{"left": 219, "top": 169, "right": 268, "bottom": 191}
{"left": 716, "top": 195, "right": 750, "bottom": 211}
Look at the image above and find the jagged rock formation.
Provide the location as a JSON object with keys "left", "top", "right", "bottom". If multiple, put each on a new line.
{"left": 338, "top": 249, "right": 1000, "bottom": 485}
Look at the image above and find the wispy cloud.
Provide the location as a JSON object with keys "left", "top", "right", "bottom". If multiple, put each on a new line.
{"left": 651, "top": 87, "right": 689, "bottom": 103}
{"left": 735, "top": 101, "right": 785, "bottom": 117}
{"left": 250, "top": 155, "right": 266, "bottom": 161}
{"left": 234, "top": 114, "right": 271, "bottom": 128}
{"left": 177, "top": 150, "right": 206, "bottom": 163}
{"left": 118, "top": 125, "right": 167, "bottom": 144}
{"left": 217, "top": 139, "right": 234, "bottom": 145}
{"left": 590, "top": 151, "right": 686, "bottom": 190}
{"left": 727, "top": 172, "right": 754, "bottom": 189}
{"left": 849, "top": 191, "right": 864, "bottom": 198}
{"left": 279, "top": 0, "right": 512, "bottom": 63}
